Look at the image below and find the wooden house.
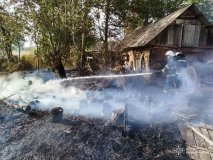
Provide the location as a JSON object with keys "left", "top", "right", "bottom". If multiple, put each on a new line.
{"left": 118, "top": 4, "right": 213, "bottom": 72}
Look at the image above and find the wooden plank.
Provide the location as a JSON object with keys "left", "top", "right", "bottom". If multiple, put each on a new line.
{"left": 194, "top": 130, "right": 209, "bottom": 146}
{"left": 193, "top": 127, "right": 212, "bottom": 160}
{"left": 199, "top": 151, "right": 212, "bottom": 160}
{"left": 194, "top": 25, "right": 201, "bottom": 46}
{"left": 200, "top": 26, "right": 208, "bottom": 46}
{"left": 182, "top": 24, "right": 201, "bottom": 47}
{"left": 179, "top": 124, "right": 202, "bottom": 159}
{"left": 186, "top": 126, "right": 197, "bottom": 146}
{"left": 178, "top": 124, "right": 188, "bottom": 141}
{"left": 208, "top": 130, "right": 213, "bottom": 141}
{"left": 167, "top": 25, "right": 174, "bottom": 45}
{"left": 188, "top": 124, "right": 213, "bottom": 147}
{"left": 179, "top": 24, "right": 183, "bottom": 47}
{"left": 188, "top": 144, "right": 213, "bottom": 153}
{"left": 194, "top": 124, "right": 213, "bottom": 131}
{"left": 187, "top": 146, "right": 201, "bottom": 160}
{"left": 201, "top": 128, "right": 212, "bottom": 149}
{"left": 208, "top": 129, "right": 213, "bottom": 158}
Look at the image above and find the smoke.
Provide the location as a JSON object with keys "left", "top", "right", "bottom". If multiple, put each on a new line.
{"left": 0, "top": 62, "right": 212, "bottom": 124}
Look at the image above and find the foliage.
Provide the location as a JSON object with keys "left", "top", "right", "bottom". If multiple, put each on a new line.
{"left": 0, "top": 4, "right": 25, "bottom": 63}
{"left": 197, "top": 0, "right": 213, "bottom": 23}
{"left": 11, "top": 0, "right": 97, "bottom": 77}
{"left": 1, "top": 0, "right": 212, "bottom": 75}
{"left": 20, "top": 54, "right": 36, "bottom": 70}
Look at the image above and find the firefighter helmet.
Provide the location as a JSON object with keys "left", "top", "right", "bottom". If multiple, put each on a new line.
{"left": 165, "top": 50, "right": 175, "bottom": 57}
{"left": 175, "top": 52, "right": 182, "bottom": 56}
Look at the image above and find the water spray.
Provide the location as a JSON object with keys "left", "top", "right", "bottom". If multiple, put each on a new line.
{"left": 65, "top": 72, "right": 153, "bottom": 81}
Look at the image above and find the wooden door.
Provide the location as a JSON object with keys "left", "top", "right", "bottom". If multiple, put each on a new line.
{"left": 182, "top": 24, "right": 201, "bottom": 47}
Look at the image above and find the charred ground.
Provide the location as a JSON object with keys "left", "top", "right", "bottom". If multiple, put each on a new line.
{"left": 0, "top": 101, "right": 190, "bottom": 160}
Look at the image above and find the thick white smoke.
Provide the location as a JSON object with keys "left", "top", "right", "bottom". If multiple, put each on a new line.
{"left": 0, "top": 71, "right": 125, "bottom": 117}
{"left": 0, "top": 61, "right": 212, "bottom": 124}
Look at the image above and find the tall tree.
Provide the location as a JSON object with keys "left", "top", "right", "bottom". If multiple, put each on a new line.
{"left": 79, "top": 0, "right": 96, "bottom": 69}
{"left": 197, "top": 0, "right": 213, "bottom": 23}
{"left": 91, "top": 0, "right": 125, "bottom": 66}
{"left": 0, "top": 4, "right": 24, "bottom": 63}
{"left": 12, "top": 0, "right": 97, "bottom": 77}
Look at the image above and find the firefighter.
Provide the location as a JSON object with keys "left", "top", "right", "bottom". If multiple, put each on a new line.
{"left": 175, "top": 52, "right": 187, "bottom": 88}
{"left": 175, "top": 52, "right": 187, "bottom": 69}
{"left": 162, "top": 50, "right": 177, "bottom": 92}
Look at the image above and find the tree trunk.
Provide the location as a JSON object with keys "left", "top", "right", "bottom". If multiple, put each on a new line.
{"left": 143, "top": 12, "right": 149, "bottom": 26}
{"left": 5, "top": 44, "right": 13, "bottom": 62}
{"left": 81, "top": 6, "right": 87, "bottom": 69}
{"left": 55, "top": 58, "right": 67, "bottom": 79}
{"left": 103, "top": 0, "right": 110, "bottom": 66}
{"left": 18, "top": 42, "right": 21, "bottom": 63}
{"left": 37, "top": 57, "right": 40, "bottom": 72}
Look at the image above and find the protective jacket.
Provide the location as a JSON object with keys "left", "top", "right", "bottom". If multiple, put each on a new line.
{"left": 175, "top": 54, "right": 187, "bottom": 68}
{"left": 162, "top": 57, "right": 177, "bottom": 77}
{"left": 162, "top": 57, "right": 177, "bottom": 91}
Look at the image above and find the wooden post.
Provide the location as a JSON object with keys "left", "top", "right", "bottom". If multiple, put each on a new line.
{"left": 179, "top": 24, "right": 184, "bottom": 47}
{"left": 124, "top": 104, "right": 129, "bottom": 133}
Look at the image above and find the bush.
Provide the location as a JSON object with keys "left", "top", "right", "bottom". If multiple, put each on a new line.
{"left": 20, "top": 54, "right": 36, "bottom": 70}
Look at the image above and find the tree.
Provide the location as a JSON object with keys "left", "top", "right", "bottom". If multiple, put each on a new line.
{"left": 79, "top": 0, "right": 96, "bottom": 70}
{"left": 197, "top": 0, "right": 213, "bottom": 23}
{"left": 12, "top": 0, "right": 97, "bottom": 77}
{"left": 91, "top": 0, "right": 125, "bottom": 66}
{"left": 0, "top": 4, "right": 24, "bottom": 64}
{"left": 13, "top": 0, "right": 79, "bottom": 78}
{"left": 4, "top": 0, "right": 208, "bottom": 76}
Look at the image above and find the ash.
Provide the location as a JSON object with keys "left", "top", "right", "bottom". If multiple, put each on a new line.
{"left": 0, "top": 103, "right": 189, "bottom": 160}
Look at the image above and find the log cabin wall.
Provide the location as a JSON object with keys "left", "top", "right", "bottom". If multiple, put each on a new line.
{"left": 150, "top": 48, "right": 168, "bottom": 69}
{"left": 150, "top": 10, "right": 212, "bottom": 48}
{"left": 124, "top": 49, "right": 150, "bottom": 71}
{"left": 124, "top": 50, "right": 135, "bottom": 70}
{"left": 142, "top": 49, "right": 150, "bottom": 71}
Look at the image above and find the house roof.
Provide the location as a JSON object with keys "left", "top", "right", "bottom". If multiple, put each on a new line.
{"left": 119, "top": 4, "right": 211, "bottom": 52}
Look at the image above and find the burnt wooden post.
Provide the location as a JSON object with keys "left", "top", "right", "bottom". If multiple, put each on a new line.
{"left": 148, "top": 96, "right": 153, "bottom": 128}
{"left": 124, "top": 104, "right": 129, "bottom": 133}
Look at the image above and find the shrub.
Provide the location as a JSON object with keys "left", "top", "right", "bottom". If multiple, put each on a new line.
{"left": 20, "top": 54, "right": 36, "bottom": 70}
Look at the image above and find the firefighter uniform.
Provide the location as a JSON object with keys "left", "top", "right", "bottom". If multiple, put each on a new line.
{"left": 175, "top": 52, "right": 187, "bottom": 88}
{"left": 175, "top": 52, "right": 187, "bottom": 69}
{"left": 162, "top": 51, "right": 177, "bottom": 92}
